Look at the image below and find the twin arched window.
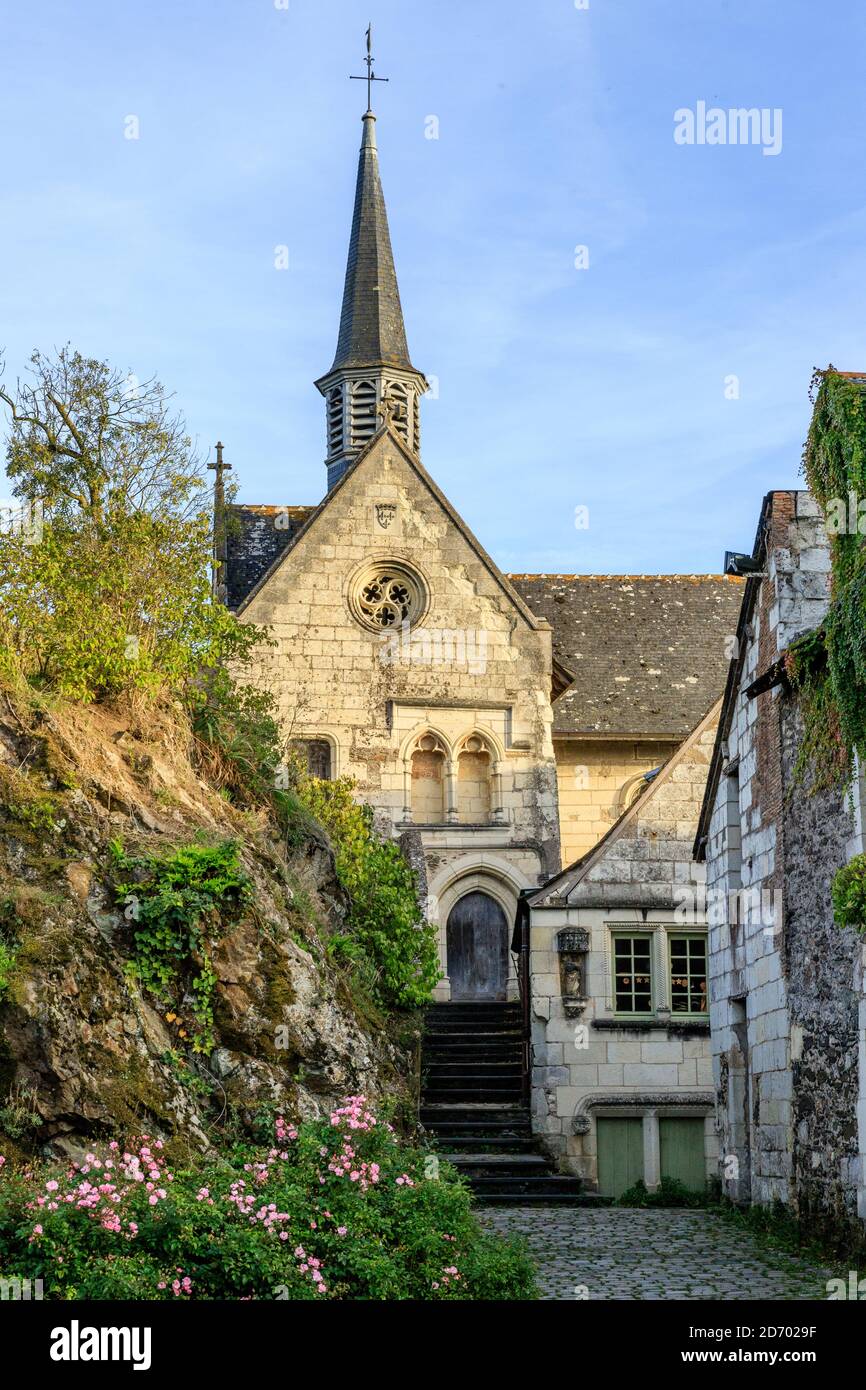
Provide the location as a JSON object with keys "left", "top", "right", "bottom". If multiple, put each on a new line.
{"left": 408, "top": 731, "right": 497, "bottom": 825}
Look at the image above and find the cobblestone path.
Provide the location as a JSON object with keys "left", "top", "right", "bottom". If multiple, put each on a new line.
{"left": 480, "top": 1207, "right": 835, "bottom": 1301}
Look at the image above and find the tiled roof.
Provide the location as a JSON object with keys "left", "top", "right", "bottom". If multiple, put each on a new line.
{"left": 224, "top": 505, "right": 315, "bottom": 611}
{"left": 508, "top": 574, "right": 745, "bottom": 737}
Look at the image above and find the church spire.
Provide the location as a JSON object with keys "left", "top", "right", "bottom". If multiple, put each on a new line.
{"left": 315, "top": 27, "right": 426, "bottom": 491}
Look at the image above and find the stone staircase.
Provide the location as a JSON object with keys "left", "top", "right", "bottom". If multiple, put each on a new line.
{"left": 420, "top": 1001, "right": 587, "bottom": 1205}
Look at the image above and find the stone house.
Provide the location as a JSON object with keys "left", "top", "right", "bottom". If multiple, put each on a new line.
{"left": 524, "top": 701, "right": 720, "bottom": 1195}
{"left": 219, "top": 100, "right": 742, "bottom": 1015}
{"left": 695, "top": 486, "right": 866, "bottom": 1232}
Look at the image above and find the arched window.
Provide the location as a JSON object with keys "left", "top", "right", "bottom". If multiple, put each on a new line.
{"left": 293, "top": 738, "right": 333, "bottom": 780}
{"left": 411, "top": 733, "right": 447, "bottom": 823}
{"left": 457, "top": 734, "right": 493, "bottom": 824}
{"left": 349, "top": 560, "right": 427, "bottom": 632}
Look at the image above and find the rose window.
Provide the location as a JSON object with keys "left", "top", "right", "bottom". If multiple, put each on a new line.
{"left": 349, "top": 562, "right": 427, "bottom": 632}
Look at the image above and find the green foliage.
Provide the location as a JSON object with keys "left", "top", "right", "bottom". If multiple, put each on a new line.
{"left": 0, "top": 1084, "right": 43, "bottom": 1139}
{"left": 0, "top": 941, "right": 17, "bottom": 1003}
{"left": 0, "top": 1097, "right": 536, "bottom": 1301}
{"left": 298, "top": 774, "right": 440, "bottom": 1008}
{"left": 831, "top": 852, "right": 866, "bottom": 932}
{"left": 110, "top": 839, "right": 251, "bottom": 1052}
{"left": 0, "top": 346, "right": 272, "bottom": 707}
{"left": 616, "top": 1176, "right": 709, "bottom": 1208}
{"left": 791, "top": 368, "right": 866, "bottom": 788}
{"left": 715, "top": 1195, "right": 859, "bottom": 1271}
{"left": 189, "top": 661, "right": 284, "bottom": 804}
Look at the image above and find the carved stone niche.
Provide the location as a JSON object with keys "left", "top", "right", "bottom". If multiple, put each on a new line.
{"left": 556, "top": 928, "right": 590, "bottom": 1019}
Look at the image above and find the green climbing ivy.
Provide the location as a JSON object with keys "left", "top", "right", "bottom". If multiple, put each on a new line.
{"left": 109, "top": 839, "right": 251, "bottom": 1052}
{"left": 787, "top": 368, "right": 866, "bottom": 789}
{"left": 831, "top": 852, "right": 866, "bottom": 932}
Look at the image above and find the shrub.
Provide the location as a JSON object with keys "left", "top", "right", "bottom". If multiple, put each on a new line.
{"left": 109, "top": 839, "right": 252, "bottom": 1052}
{"left": 0, "top": 939, "right": 17, "bottom": 1002}
{"left": 0, "top": 1096, "right": 535, "bottom": 1301}
{"left": 298, "top": 775, "right": 439, "bottom": 1008}
{"left": 616, "top": 1176, "right": 709, "bottom": 1208}
{"left": 831, "top": 852, "right": 866, "bottom": 931}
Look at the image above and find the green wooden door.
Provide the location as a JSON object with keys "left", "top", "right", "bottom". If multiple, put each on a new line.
{"left": 596, "top": 1117, "right": 644, "bottom": 1197}
{"left": 659, "top": 1117, "right": 707, "bottom": 1192}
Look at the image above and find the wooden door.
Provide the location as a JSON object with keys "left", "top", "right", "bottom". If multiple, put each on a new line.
{"left": 596, "top": 1117, "right": 644, "bottom": 1198}
{"left": 660, "top": 1117, "right": 707, "bottom": 1192}
{"left": 446, "top": 891, "right": 509, "bottom": 1001}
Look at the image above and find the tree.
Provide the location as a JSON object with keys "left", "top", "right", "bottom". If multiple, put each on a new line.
{"left": 0, "top": 346, "right": 205, "bottom": 528}
{"left": 0, "top": 345, "right": 263, "bottom": 706}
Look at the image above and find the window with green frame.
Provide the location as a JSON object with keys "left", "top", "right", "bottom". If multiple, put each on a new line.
{"left": 612, "top": 934, "right": 653, "bottom": 1014}
{"left": 669, "top": 934, "right": 708, "bottom": 1015}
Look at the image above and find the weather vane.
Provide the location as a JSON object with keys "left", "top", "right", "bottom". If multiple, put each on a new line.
{"left": 350, "top": 23, "right": 388, "bottom": 112}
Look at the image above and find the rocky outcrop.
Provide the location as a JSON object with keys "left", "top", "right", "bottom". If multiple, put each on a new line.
{"left": 0, "top": 697, "right": 415, "bottom": 1160}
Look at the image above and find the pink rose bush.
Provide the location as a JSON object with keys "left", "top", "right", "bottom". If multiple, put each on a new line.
{"left": 0, "top": 1099, "right": 535, "bottom": 1301}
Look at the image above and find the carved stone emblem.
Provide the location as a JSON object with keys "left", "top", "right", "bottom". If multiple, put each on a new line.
{"left": 375, "top": 503, "right": 397, "bottom": 530}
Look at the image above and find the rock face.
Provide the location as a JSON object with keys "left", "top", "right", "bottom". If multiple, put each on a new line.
{"left": 0, "top": 699, "right": 415, "bottom": 1159}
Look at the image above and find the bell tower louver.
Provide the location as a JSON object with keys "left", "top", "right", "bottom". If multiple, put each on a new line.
{"left": 315, "top": 34, "right": 426, "bottom": 491}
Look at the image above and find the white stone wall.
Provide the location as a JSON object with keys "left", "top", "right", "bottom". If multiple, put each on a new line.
{"left": 529, "top": 907, "right": 716, "bottom": 1186}
{"left": 528, "top": 712, "right": 719, "bottom": 1187}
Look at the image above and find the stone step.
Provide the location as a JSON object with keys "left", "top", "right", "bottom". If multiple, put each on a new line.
{"left": 475, "top": 1192, "right": 602, "bottom": 1207}
{"left": 425, "top": 1017, "right": 525, "bottom": 1028}
{"left": 423, "top": 1086, "right": 524, "bottom": 1105}
{"left": 447, "top": 1153, "right": 550, "bottom": 1174}
{"left": 426, "top": 1003, "right": 521, "bottom": 1015}
{"left": 423, "top": 1074, "right": 524, "bottom": 1088}
{"left": 425, "top": 1050, "right": 525, "bottom": 1061}
{"left": 468, "top": 1174, "right": 586, "bottom": 1198}
{"left": 424, "top": 1015, "right": 523, "bottom": 1028}
{"left": 434, "top": 1135, "right": 537, "bottom": 1152}
{"left": 422, "top": 1117, "right": 530, "bottom": 1128}
{"left": 420, "top": 1104, "right": 530, "bottom": 1126}
{"left": 423, "top": 1063, "right": 524, "bottom": 1079}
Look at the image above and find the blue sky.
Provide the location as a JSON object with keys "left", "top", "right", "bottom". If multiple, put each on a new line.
{"left": 1, "top": 0, "right": 865, "bottom": 572}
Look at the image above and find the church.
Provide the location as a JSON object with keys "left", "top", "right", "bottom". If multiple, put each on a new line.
{"left": 217, "top": 90, "right": 743, "bottom": 1194}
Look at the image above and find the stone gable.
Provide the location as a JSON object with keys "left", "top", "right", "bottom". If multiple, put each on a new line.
{"left": 238, "top": 428, "right": 563, "bottom": 996}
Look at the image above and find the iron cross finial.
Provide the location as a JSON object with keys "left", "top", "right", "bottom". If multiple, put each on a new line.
{"left": 350, "top": 22, "right": 388, "bottom": 112}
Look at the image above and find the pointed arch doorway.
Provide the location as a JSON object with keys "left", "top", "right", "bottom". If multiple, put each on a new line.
{"left": 446, "top": 891, "right": 509, "bottom": 1001}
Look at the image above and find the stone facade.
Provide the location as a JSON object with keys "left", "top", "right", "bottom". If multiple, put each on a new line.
{"left": 237, "top": 429, "right": 562, "bottom": 995}
{"left": 552, "top": 737, "right": 678, "bottom": 865}
{"left": 697, "top": 488, "right": 866, "bottom": 1231}
{"left": 526, "top": 704, "right": 720, "bottom": 1192}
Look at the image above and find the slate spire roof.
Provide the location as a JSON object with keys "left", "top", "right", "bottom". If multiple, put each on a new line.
{"left": 326, "top": 111, "right": 420, "bottom": 375}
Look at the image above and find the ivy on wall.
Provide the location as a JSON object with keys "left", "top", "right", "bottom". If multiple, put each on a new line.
{"left": 785, "top": 367, "right": 866, "bottom": 790}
